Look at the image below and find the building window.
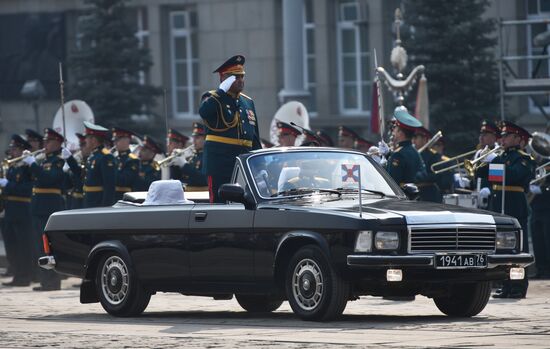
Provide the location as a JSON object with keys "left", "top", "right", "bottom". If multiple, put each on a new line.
{"left": 304, "top": 0, "right": 317, "bottom": 115}
{"left": 526, "top": 1, "right": 550, "bottom": 112}
{"left": 336, "top": 0, "right": 370, "bottom": 116}
{"left": 170, "top": 11, "right": 199, "bottom": 118}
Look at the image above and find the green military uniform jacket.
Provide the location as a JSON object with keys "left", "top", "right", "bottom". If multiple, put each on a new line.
{"left": 386, "top": 140, "right": 427, "bottom": 187}
{"left": 115, "top": 150, "right": 139, "bottom": 200}
{"left": 181, "top": 150, "right": 207, "bottom": 187}
{"left": 199, "top": 89, "right": 261, "bottom": 177}
{"left": 65, "top": 155, "right": 86, "bottom": 209}
{"left": 418, "top": 148, "right": 443, "bottom": 203}
{"left": 3, "top": 164, "right": 32, "bottom": 221}
{"left": 30, "top": 151, "right": 65, "bottom": 217}
{"left": 83, "top": 147, "right": 116, "bottom": 208}
{"left": 134, "top": 160, "right": 161, "bottom": 191}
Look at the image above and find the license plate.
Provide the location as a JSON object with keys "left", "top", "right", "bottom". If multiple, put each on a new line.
{"left": 435, "top": 253, "right": 487, "bottom": 269}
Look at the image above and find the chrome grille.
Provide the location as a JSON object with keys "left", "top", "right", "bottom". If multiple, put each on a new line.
{"left": 408, "top": 225, "right": 496, "bottom": 253}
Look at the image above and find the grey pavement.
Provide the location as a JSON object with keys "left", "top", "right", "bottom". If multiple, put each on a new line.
{"left": 0, "top": 270, "right": 549, "bottom": 348}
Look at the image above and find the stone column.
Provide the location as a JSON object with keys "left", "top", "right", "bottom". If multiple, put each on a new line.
{"left": 278, "top": 0, "right": 310, "bottom": 105}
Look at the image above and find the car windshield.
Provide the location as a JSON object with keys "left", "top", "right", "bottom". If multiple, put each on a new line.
{"left": 247, "top": 150, "right": 401, "bottom": 199}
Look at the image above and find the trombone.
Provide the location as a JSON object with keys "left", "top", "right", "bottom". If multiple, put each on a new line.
{"left": 2, "top": 148, "right": 45, "bottom": 167}
{"left": 158, "top": 145, "right": 194, "bottom": 167}
{"left": 418, "top": 131, "right": 443, "bottom": 153}
{"left": 463, "top": 146, "right": 504, "bottom": 176}
{"left": 431, "top": 149, "right": 478, "bottom": 174}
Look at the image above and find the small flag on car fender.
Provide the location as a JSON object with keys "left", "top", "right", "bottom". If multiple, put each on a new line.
{"left": 488, "top": 163, "right": 504, "bottom": 182}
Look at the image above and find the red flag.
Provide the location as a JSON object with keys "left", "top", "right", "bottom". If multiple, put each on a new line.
{"left": 370, "top": 80, "right": 379, "bottom": 134}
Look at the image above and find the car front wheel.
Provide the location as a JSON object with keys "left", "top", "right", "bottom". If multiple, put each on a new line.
{"left": 433, "top": 281, "right": 491, "bottom": 317}
{"left": 285, "top": 245, "right": 349, "bottom": 321}
{"left": 95, "top": 252, "right": 151, "bottom": 317}
{"left": 235, "top": 294, "right": 283, "bottom": 313}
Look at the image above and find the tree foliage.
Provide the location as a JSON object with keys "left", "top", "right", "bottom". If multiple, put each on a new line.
{"left": 402, "top": 0, "right": 499, "bottom": 154}
{"left": 69, "top": 0, "right": 161, "bottom": 132}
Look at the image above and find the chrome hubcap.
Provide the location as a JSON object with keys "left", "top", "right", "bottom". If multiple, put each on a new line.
{"left": 292, "top": 258, "right": 323, "bottom": 311}
{"left": 101, "top": 256, "right": 129, "bottom": 305}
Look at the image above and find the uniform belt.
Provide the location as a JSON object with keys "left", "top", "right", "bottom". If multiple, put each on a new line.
{"left": 83, "top": 185, "right": 103, "bottom": 193}
{"left": 6, "top": 196, "right": 31, "bottom": 203}
{"left": 71, "top": 192, "right": 84, "bottom": 199}
{"left": 492, "top": 185, "right": 524, "bottom": 192}
{"left": 206, "top": 135, "right": 253, "bottom": 148}
{"left": 115, "top": 186, "right": 132, "bottom": 192}
{"left": 32, "top": 188, "right": 62, "bottom": 195}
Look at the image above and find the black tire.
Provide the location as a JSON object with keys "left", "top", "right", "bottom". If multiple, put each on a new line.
{"left": 235, "top": 294, "right": 283, "bottom": 313}
{"left": 285, "top": 245, "right": 349, "bottom": 321}
{"left": 95, "top": 252, "right": 151, "bottom": 317}
{"left": 434, "top": 281, "right": 491, "bottom": 317}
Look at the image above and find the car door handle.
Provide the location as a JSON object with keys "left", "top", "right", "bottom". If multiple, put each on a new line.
{"left": 194, "top": 212, "right": 207, "bottom": 222}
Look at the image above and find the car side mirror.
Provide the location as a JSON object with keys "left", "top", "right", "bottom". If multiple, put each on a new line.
{"left": 402, "top": 183, "right": 419, "bottom": 200}
{"left": 219, "top": 184, "right": 256, "bottom": 209}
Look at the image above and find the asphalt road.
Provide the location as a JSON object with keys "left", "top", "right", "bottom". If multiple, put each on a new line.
{"left": 0, "top": 271, "right": 549, "bottom": 348}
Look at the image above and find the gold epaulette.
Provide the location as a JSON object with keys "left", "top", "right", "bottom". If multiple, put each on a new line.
{"left": 129, "top": 153, "right": 138, "bottom": 160}
{"left": 101, "top": 148, "right": 111, "bottom": 155}
{"left": 240, "top": 93, "right": 253, "bottom": 100}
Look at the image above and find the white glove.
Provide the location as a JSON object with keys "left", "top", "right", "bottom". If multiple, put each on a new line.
{"left": 530, "top": 184, "right": 542, "bottom": 195}
{"left": 62, "top": 162, "right": 70, "bottom": 173}
{"left": 0, "top": 178, "right": 8, "bottom": 187}
{"left": 461, "top": 177, "right": 471, "bottom": 188}
{"left": 22, "top": 152, "right": 36, "bottom": 166}
{"left": 61, "top": 147, "right": 72, "bottom": 160}
{"left": 378, "top": 141, "right": 390, "bottom": 156}
{"left": 171, "top": 155, "right": 187, "bottom": 168}
{"left": 219, "top": 75, "right": 236, "bottom": 92}
{"left": 478, "top": 187, "right": 490, "bottom": 209}
{"left": 482, "top": 151, "right": 498, "bottom": 163}
{"left": 453, "top": 173, "right": 470, "bottom": 188}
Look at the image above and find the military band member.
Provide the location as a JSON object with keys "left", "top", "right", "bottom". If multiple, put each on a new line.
{"left": 354, "top": 137, "right": 374, "bottom": 154}
{"left": 300, "top": 127, "right": 321, "bottom": 147}
{"left": 483, "top": 121, "right": 536, "bottom": 298}
{"left": 166, "top": 128, "right": 189, "bottom": 181}
{"left": 382, "top": 110, "right": 427, "bottom": 188}
{"left": 0, "top": 135, "right": 33, "bottom": 286}
{"left": 112, "top": 127, "right": 140, "bottom": 201}
{"left": 134, "top": 136, "right": 162, "bottom": 191}
{"left": 277, "top": 121, "right": 300, "bottom": 147}
{"left": 473, "top": 120, "right": 500, "bottom": 191}
{"left": 412, "top": 127, "right": 444, "bottom": 203}
{"left": 24, "top": 128, "right": 66, "bottom": 291}
{"left": 25, "top": 129, "right": 43, "bottom": 152}
{"left": 65, "top": 133, "right": 89, "bottom": 209}
{"left": 316, "top": 130, "right": 334, "bottom": 147}
{"left": 530, "top": 158, "right": 550, "bottom": 279}
{"left": 199, "top": 55, "right": 261, "bottom": 203}
{"left": 82, "top": 121, "right": 116, "bottom": 208}
{"left": 338, "top": 126, "right": 359, "bottom": 149}
{"left": 171, "top": 122, "right": 208, "bottom": 189}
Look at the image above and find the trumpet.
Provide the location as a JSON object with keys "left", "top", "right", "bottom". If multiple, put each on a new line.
{"left": 158, "top": 145, "right": 194, "bottom": 167}
{"left": 3, "top": 149, "right": 45, "bottom": 167}
{"left": 431, "top": 149, "right": 478, "bottom": 174}
{"left": 463, "top": 146, "right": 504, "bottom": 176}
{"left": 418, "top": 131, "right": 443, "bottom": 153}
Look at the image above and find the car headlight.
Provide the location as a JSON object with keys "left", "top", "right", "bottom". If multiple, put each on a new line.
{"left": 375, "top": 231, "right": 399, "bottom": 250}
{"left": 496, "top": 231, "right": 517, "bottom": 249}
{"left": 354, "top": 231, "right": 372, "bottom": 252}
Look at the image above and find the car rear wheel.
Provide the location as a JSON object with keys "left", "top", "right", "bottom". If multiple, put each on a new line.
{"left": 95, "top": 253, "right": 151, "bottom": 317}
{"left": 235, "top": 294, "right": 283, "bottom": 313}
{"left": 285, "top": 245, "right": 349, "bottom": 321}
{"left": 434, "top": 281, "right": 491, "bottom": 317}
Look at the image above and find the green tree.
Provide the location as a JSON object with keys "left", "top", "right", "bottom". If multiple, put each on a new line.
{"left": 403, "top": 0, "right": 499, "bottom": 154}
{"left": 69, "top": 0, "right": 161, "bottom": 133}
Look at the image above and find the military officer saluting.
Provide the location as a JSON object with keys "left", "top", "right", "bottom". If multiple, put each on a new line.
{"left": 24, "top": 128, "right": 67, "bottom": 291}
{"left": 482, "top": 121, "right": 536, "bottom": 298}
{"left": 82, "top": 121, "right": 116, "bottom": 208}
{"left": 199, "top": 54, "right": 261, "bottom": 203}
{"left": 166, "top": 128, "right": 189, "bottom": 181}
{"left": 412, "top": 127, "right": 444, "bottom": 203}
{"left": 112, "top": 127, "right": 140, "bottom": 201}
{"left": 171, "top": 122, "right": 208, "bottom": 189}
{"left": 380, "top": 110, "right": 427, "bottom": 187}
{"left": 134, "top": 136, "right": 162, "bottom": 191}
{"left": 0, "top": 135, "right": 34, "bottom": 286}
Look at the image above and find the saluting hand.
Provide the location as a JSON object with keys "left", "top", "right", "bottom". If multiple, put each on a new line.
{"left": 219, "top": 75, "right": 236, "bottom": 92}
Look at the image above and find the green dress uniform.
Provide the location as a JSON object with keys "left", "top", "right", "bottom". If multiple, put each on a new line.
{"left": 134, "top": 160, "right": 161, "bottom": 191}
{"left": 418, "top": 148, "right": 443, "bottom": 203}
{"left": 115, "top": 150, "right": 139, "bottom": 200}
{"left": 199, "top": 55, "right": 261, "bottom": 203}
{"left": 181, "top": 149, "right": 207, "bottom": 188}
{"left": 531, "top": 162, "right": 550, "bottom": 278}
{"left": 83, "top": 146, "right": 116, "bottom": 208}
{"left": 30, "top": 140, "right": 65, "bottom": 290}
{"left": 65, "top": 155, "right": 86, "bottom": 209}
{"left": 2, "top": 161, "right": 33, "bottom": 285}
{"left": 387, "top": 140, "right": 427, "bottom": 187}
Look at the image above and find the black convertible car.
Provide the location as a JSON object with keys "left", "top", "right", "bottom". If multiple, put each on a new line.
{"left": 40, "top": 148, "right": 533, "bottom": 321}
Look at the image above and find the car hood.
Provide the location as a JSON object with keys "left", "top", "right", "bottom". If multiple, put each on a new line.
{"left": 259, "top": 196, "right": 512, "bottom": 226}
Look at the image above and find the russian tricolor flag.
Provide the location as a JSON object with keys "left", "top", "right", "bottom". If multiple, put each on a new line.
{"left": 489, "top": 163, "right": 505, "bottom": 182}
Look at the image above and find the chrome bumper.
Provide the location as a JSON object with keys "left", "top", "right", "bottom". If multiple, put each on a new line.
{"left": 347, "top": 253, "right": 534, "bottom": 268}
{"left": 38, "top": 256, "right": 56, "bottom": 270}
